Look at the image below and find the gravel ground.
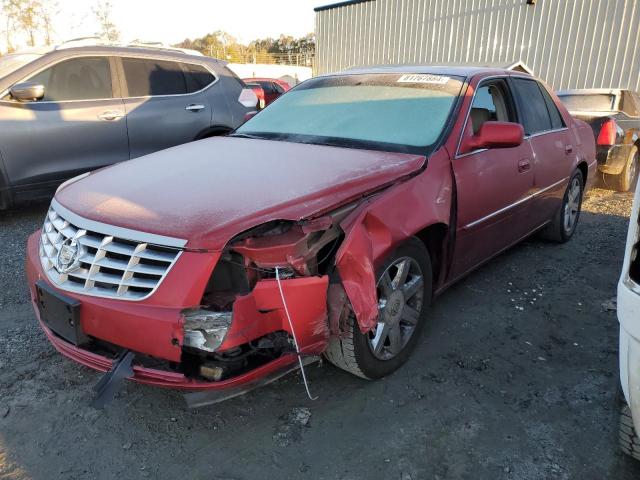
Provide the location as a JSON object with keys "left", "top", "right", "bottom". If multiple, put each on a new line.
{"left": 1, "top": 188, "right": 639, "bottom": 480}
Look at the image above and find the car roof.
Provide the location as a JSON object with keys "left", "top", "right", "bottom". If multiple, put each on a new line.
{"left": 31, "top": 45, "right": 225, "bottom": 65}
{"left": 324, "top": 64, "right": 533, "bottom": 80}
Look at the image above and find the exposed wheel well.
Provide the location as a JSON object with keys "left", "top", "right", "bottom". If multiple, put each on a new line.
{"left": 577, "top": 161, "right": 588, "bottom": 187}
{"left": 413, "top": 223, "right": 448, "bottom": 286}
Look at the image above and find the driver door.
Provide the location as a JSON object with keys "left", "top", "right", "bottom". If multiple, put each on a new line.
{"left": 449, "top": 77, "right": 535, "bottom": 280}
{"left": 0, "top": 56, "right": 128, "bottom": 189}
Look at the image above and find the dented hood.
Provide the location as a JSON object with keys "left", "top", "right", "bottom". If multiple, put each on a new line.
{"left": 55, "top": 137, "right": 426, "bottom": 250}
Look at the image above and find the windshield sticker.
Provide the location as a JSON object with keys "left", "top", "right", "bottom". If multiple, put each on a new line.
{"left": 397, "top": 74, "right": 450, "bottom": 84}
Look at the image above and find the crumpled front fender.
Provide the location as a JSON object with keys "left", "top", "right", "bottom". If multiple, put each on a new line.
{"left": 334, "top": 148, "right": 453, "bottom": 333}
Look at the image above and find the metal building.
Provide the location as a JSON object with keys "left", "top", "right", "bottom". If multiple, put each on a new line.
{"left": 314, "top": 0, "right": 640, "bottom": 91}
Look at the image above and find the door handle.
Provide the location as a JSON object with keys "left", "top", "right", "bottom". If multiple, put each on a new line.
{"left": 98, "top": 111, "right": 125, "bottom": 121}
{"left": 564, "top": 144, "right": 573, "bottom": 154}
{"left": 518, "top": 159, "right": 531, "bottom": 173}
{"left": 185, "top": 104, "right": 206, "bottom": 112}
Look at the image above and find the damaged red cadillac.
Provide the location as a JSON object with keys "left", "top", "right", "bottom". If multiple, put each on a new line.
{"left": 25, "top": 66, "right": 597, "bottom": 406}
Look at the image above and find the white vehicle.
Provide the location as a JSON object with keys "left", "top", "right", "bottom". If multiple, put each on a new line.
{"left": 619, "top": 178, "right": 640, "bottom": 460}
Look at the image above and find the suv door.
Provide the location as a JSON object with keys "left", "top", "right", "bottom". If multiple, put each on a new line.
{"left": 118, "top": 57, "right": 216, "bottom": 158}
{"left": 0, "top": 56, "right": 128, "bottom": 189}
{"left": 511, "top": 78, "right": 575, "bottom": 226}
{"left": 450, "top": 77, "right": 535, "bottom": 279}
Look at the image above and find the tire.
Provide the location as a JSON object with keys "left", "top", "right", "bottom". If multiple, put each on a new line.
{"left": 324, "top": 237, "right": 432, "bottom": 379}
{"left": 620, "top": 403, "right": 640, "bottom": 461}
{"left": 608, "top": 147, "right": 638, "bottom": 193}
{"left": 539, "top": 170, "right": 584, "bottom": 243}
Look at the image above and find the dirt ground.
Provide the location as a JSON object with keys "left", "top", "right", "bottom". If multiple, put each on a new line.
{"left": 1, "top": 187, "right": 639, "bottom": 480}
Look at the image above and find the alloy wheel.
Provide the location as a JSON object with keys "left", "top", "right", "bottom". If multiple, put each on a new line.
{"left": 563, "top": 177, "right": 582, "bottom": 234}
{"left": 368, "top": 257, "right": 424, "bottom": 360}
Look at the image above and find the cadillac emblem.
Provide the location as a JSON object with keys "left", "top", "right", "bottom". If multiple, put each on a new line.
{"left": 56, "top": 237, "right": 82, "bottom": 273}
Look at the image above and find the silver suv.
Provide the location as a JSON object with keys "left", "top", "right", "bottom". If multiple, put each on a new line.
{"left": 0, "top": 43, "right": 257, "bottom": 209}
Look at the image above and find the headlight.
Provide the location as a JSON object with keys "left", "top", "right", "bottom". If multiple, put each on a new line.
{"left": 182, "top": 309, "right": 232, "bottom": 352}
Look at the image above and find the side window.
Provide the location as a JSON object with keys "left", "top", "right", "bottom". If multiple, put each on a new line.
{"left": 122, "top": 58, "right": 187, "bottom": 97}
{"left": 512, "top": 78, "right": 553, "bottom": 135}
{"left": 469, "top": 80, "right": 514, "bottom": 134}
{"left": 183, "top": 63, "right": 216, "bottom": 93}
{"left": 273, "top": 82, "right": 285, "bottom": 94}
{"left": 27, "top": 57, "right": 112, "bottom": 101}
{"left": 539, "top": 85, "right": 565, "bottom": 129}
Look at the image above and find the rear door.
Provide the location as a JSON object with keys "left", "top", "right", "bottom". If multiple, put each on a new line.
{"left": 118, "top": 57, "right": 216, "bottom": 158}
{"left": 450, "top": 77, "right": 536, "bottom": 279}
{"left": 511, "top": 78, "right": 575, "bottom": 226}
{"left": 0, "top": 56, "right": 128, "bottom": 188}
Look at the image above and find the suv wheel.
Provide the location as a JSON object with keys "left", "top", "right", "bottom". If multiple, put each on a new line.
{"left": 620, "top": 403, "right": 640, "bottom": 461}
{"left": 324, "top": 238, "right": 432, "bottom": 379}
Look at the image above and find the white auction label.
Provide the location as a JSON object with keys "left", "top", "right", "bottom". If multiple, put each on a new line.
{"left": 397, "top": 74, "right": 450, "bottom": 84}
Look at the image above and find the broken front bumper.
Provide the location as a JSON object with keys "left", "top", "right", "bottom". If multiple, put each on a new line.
{"left": 26, "top": 231, "right": 329, "bottom": 394}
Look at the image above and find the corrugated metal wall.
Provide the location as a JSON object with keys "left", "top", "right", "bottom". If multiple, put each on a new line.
{"left": 315, "top": 0, "right": 640, "bottom": 91}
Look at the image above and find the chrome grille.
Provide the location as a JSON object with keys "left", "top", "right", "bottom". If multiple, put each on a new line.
{"left": 39, "top": 201, "right": 184, "bottom": 300}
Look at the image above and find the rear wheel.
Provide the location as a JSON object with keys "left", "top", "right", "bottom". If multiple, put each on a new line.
{"left": 539, "top": 170, "right": 583, "bottom": 243}
{"left": 324, "top": 238, "right": 432, "bottom": 379}
{"left": 608, "top": 147, "right": 638, "bottom": 193}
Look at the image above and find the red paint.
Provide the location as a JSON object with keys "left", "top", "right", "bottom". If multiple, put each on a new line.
{"left": 26, "top": 68, "right": 597, "bottom": 395}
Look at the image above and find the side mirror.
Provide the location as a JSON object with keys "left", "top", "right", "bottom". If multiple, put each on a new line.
{"left": 10, "top": 82, "right": 44, "bottom": 101}
{"left": 460, "top": 121, "right": 524, "bottom": 154}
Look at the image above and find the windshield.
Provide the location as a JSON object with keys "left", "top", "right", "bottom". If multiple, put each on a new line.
{"left": 235, "top": 73, "right": 465, "bottom": 153}
{"left": 558, "top": 93, "right": 618, "bottom": 112}
{"left": 0, "top": 53, "right": 42, "bottom": 78}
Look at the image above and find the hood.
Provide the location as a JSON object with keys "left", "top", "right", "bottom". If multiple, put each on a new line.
{"left": 56, "top": 137, "right": 426, "bottom": 250}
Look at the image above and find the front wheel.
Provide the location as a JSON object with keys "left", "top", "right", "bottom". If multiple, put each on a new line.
{"left": 324, "top": 238, "right": 432, "bottom": 379}
{"left": 540, "top": 170, "right": 584, "bottom": 243}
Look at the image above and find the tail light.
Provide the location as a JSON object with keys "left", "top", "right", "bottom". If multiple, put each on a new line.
{"left": 238, "top": 88, "right": 258, "bottom": 108}
{"left": 597, "top": 118, "right": 617, "bottom": 146}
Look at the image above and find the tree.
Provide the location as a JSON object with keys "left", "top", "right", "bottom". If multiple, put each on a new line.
{"left": 2, "top": 0, "right": 44, "bottom": 48}
{"left": 92, "top": 0, "right": 119, "bottom": 42}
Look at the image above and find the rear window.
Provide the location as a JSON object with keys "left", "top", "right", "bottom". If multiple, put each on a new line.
{"left": 236, "top": 73, "right": 465, "bottom": 153}
{"left": 557, "top": 93, "right": 617, "bottom": 112}
{"left": 183, "top": 63, "right": 216, "bottom": 93}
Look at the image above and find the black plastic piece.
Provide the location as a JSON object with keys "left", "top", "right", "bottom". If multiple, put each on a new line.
{"left": 91, "top": 350, "right": 135, "bottom": 409}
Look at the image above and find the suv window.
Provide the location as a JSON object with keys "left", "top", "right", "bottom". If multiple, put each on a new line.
{"left": 539, "top": 85, "right": 565, "bottom": 129}
{"left": 183, "top": 63, "right": 216, "bottom": 93}
{"left": 512, "top": 78, "right": 553, "bottom": 135}
{"left": 122, "top": 57, "right": 186, "bottom": 97}
{"left": 257, "top": 81, "right": 276, "bottom": 94}
{"left": 122, "top": 58, "right": 215, "bottom": 97}
{"left": 28, "top": 57, "right": 112, "bottom": 101}
{"left": 470, "top": 80, "right": 514, "bottom": 134}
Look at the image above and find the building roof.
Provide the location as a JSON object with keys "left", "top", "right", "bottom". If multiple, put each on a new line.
{"left": 314, "top": 0, "right": 374, "bottom": 12}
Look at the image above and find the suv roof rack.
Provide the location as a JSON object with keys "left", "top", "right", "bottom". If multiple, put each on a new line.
{"left": 54, "top": 37, "right": 204, "bottom": 57}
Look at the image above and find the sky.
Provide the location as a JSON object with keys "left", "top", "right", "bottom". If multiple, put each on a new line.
{"left": 2, "top": 0, "right": 325, "bottom": 52}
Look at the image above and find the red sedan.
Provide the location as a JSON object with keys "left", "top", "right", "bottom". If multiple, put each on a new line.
{"left": 25, "top": 67, "right": 596, "bottom": 405}
{"left": 242, "top": 77, "right": 290, "bottom": 105}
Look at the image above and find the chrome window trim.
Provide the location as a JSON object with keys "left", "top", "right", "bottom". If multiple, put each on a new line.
{"left": 118, "top": 55, "right": 219, "bottom": 100}
{"left": 462, "top": 176, "right": 568, "bottom": 230}
{"left": 455, "top": 74, "right": 510, "bottom": 158}
{"left": 51, "top": 198, "right": 187, "bottom": 248}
